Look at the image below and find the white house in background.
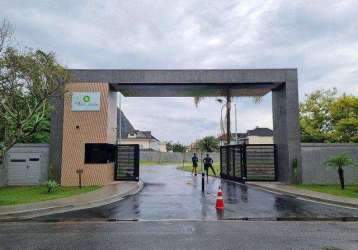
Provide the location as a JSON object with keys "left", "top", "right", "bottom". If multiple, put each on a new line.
{"left": 124, "top": 130, "right": 161, "bottom": 151}
{"left": 118, "top": 109, "right": 164, "bottom": 151}
{"left": 241, "top": 127, "right": 273, "bottom": 144}
{"left": 217, "top": 127, "right": 273, "bottom": 145}
{"left": 160, "top": 142, "right": 167, "bottom": 152}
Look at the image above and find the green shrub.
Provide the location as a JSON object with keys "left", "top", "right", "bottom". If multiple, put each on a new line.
{"left": 47, "top": 180, "right": 59, "bottom": 193}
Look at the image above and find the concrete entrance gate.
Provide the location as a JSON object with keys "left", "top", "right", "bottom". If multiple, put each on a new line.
{"left": 50, "top": 69, "right": 301, "bottom": 186}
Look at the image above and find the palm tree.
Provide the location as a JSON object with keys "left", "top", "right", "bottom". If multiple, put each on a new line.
{"left": 194, "top": 92, "right": 262, "bottom": 145}
{"left": 324, "top": 153, "right": 355, "bottom": 189}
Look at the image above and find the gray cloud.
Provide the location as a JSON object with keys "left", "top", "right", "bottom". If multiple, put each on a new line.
{"left": 1, "top": 0, "right": 357, "bottom": 143}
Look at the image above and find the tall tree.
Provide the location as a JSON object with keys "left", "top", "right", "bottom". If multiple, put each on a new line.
{"left": 330, "top": 95, "right": 358, "bottom": 142}
{"left": 0, "top": 18, "right": 12, "bottom": 53}
{"left": 0, "top": 47, "right": 69, "bottom": 160}
{"left": 0, "top": 18, "right": 13, "bottom": 156}
{"left": 197, "top": 136, "right": 219, "bottom": 152}
{"left": 324, "top": 153, "right": 355, "bottom": 189}
{"left": 299, "top": 88, "right": 337, "bottom": 142}
{"left": 165, "top": 141, "right": 173, "bottom": 152}
{"left": 194, "top": 92, "right": 261, "bottom": 145}
{"left": 300, "top": 89, "right": 358, "bottom": 143}
{"left": 172, "top": 142, "right": 187, "bottom": 152}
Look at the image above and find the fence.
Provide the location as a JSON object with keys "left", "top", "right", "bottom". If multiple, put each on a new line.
{"left": 220, "top": 144, "right": 277, "bottom": 182}
{"left": 301, "top": 143, "right": 358, "bottom": 184}
{"left": 140, "top": 151, "right": 220, "bottom": 163}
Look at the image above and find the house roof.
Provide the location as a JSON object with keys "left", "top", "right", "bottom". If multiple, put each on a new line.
{"left": 117, "top": 109, "right": 159, "bottom": 141}
{"left": 217, "top": 127, "right": 273, "bottom": 141}
{"left": 132, "top": 130, "right": 159, "bottom": 141}
{"left": 217, "top": 133, "right": 247, "bottom": 141}
{"left": 247, "top": 127, "right": 273, "bottom": 136}
{"left": 118, "top": 109, "right": 135, "bottom": 139}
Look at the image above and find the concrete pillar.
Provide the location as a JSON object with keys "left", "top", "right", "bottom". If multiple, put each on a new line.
{"left": 272, "top": 70, "right": 301, "bottom": 183}
{"left": 49, "top": 89, "right": 64, "bottom": 182}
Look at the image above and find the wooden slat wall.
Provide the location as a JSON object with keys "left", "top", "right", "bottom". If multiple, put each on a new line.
{"left": 61, "top": 82, "right": 116, "bottom": 186}
{"left": 246, "top": 145, "right": 275, "bottom": 179}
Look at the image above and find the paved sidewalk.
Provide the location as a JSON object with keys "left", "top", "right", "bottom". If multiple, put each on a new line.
{"left": 248, "top": 182, "right": 358, "bottom": 208}
{"left": 0, "top": 180, "right": 144, "bottom": 221}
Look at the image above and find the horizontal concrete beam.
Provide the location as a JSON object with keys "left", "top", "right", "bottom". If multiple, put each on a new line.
{"left": 68, "top": 69, "right": 296, "bottom": 97}
{"left": 69, "top": 69, "right": 296, "bottom": 84}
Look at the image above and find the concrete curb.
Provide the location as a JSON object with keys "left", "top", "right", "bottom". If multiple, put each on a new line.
{"left": 0, "top": 180, "right": 144, "bottom": 221}
{"left": 247, "top": 182, "right": 358, "bottom": 209}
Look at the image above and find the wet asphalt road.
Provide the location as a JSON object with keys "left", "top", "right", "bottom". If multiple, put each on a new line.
{"left": 2, "top": 221, "right": 358, "bottom": 250}
{"left": 40, "top": 165, "right": 358, "bottom": 221}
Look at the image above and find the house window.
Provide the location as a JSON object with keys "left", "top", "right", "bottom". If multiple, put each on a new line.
{"left": 128, "top": 133, "right": 136, "bottom": 138}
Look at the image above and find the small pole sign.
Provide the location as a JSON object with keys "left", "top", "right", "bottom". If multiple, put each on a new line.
{"left": 76, "top": 169, "right": 84, "bottom": 188}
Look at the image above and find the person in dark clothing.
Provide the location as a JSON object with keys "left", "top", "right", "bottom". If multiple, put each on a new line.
{"left": 203, "top": 153, "right": 216, "bottom": 179}
{"left": 191, "top": 153, "right": 198, "bottom": 176}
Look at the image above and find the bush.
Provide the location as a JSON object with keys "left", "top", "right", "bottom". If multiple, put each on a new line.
{"left": 47, "top": 180, "right": 59, "bottom": 193}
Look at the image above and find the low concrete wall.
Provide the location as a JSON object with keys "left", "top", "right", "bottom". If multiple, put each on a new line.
{"left": 3, "top": 143, "right": 356, "bottom": 185}
{"left": 140, "top": 151, "right": 220, "bottom": 163}
{"left": 0, "top": 144, "right": 50, "bottom": 186}
{"left": 301, "top": 143, "right": 358, "bottom": 184}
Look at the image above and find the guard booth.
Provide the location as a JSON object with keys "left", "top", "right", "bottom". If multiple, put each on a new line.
{"left": 220, "top": 144, "right": 278, "bottom": 182}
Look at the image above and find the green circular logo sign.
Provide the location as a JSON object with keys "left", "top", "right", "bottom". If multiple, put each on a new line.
{"left": 83, "top": 95, "right": 91, "bottom": 103}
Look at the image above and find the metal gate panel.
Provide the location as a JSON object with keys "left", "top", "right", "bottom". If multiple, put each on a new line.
{"left": 220, "top": 144, "right": 277, "bottom": 183}
{"left": 233, "top": 146, "right": 243, "bottom": 179}
{"left": 114, "top": 144, "right": 139, "bottom": 181}
{"left": 220, "top": 145, "right": 246, "bottom": 182}
{"left": 246, "top": 144, "right": 277, "bottom": 181}
{"left": 220, "top": 147, "right": 228, "bottom": 177}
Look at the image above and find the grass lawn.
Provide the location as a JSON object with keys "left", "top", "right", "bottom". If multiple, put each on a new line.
{"left": 140, "top": 160, "right": 181, "bottom": 166}
{"left": 295, "top": 184, "right": 358, "bottom": 199}
{"left": 177, "top": 162, "right": 220, "bottom": 176}
{"left": 0, "top": 185, "right": 101, "bottom": 206}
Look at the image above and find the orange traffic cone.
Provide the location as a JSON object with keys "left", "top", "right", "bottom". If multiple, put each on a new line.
{"left": 216, "top": 186, "right": 224, "bottom": 210}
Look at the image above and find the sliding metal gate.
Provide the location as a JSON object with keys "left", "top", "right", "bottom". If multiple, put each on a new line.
{"left": 114, "top": 144, "right": 140, "bottom": 181}
{"left": 220, "top": 144, "right": 277, "bottom": 182}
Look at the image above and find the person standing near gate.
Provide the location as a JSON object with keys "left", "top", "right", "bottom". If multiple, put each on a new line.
{"left": 191, "top": 153, "right": 199, "bottom": 176}
{"left": 203, "top": 153, "right": 216, "bottom": 179}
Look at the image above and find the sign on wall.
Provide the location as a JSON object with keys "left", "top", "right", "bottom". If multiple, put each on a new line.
{"left": 72, "top": 92, "right": 101, "bottom": 111}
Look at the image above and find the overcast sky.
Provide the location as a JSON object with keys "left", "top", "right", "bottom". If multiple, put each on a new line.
{"left": 1, "top": 0, "right": 358, "bottom": 144}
